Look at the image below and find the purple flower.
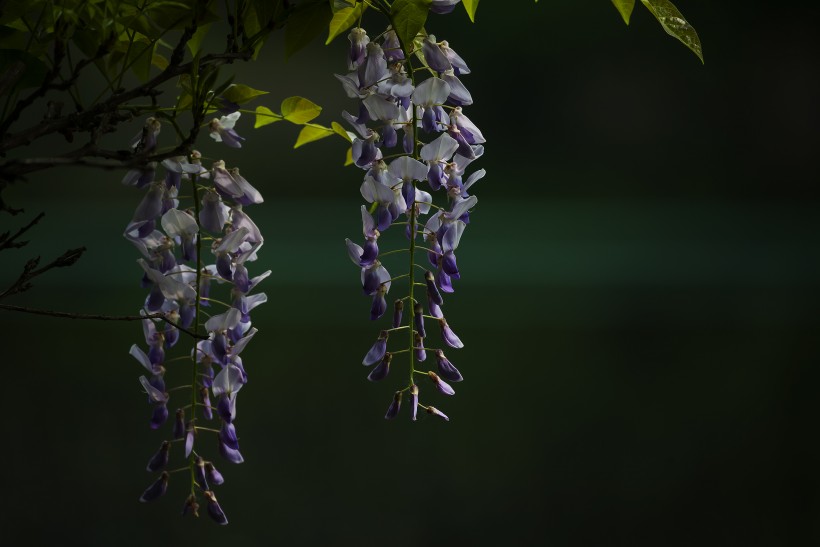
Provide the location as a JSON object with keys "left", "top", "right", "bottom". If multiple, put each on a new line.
{"left": 363, "top": 330, "right": 389, "bottom": 366}
{"left": 367, "top": 352, "right": 392, "bottom": 382}
{"left": 384, "top": 391, "right": 402, "bottom": 420}
{"left": 209, "top": 112, "right": 245, "bottom": 148}
{"left": 182, "top": 494, "right": 200, "bottom": 517}
{"left": 348, "top": 27, "right": 370, "bottom": 70}
{"left": 204, "top": 490, "right": 229, "bottom": 525}
{"left": 426, "top": 405, "right": 450, "bottom": 421}
{"left": 427, "top": 371, "right": 455, "bottom": 395}
{"left": 412, "top": 77, "right": 451, "bottom": 133}
{"left": 421, "top": 36, "right": 452, "bottom": 74}
{"left": 146, "top": 441, "right": 170, "bottom": 472}
{"left": 206, "top": 462, "right": 225, "bottom": 486}
{"left": 139, "top": 472, "right": 169, "bottom": 502}
{"left": 219, "top": 437, "right": 245, "bottom": 464}
{"left": 435, "top": 349, "right": 463, "bottom": 382}
{"left": 438, "top": 319, "right": 464, "bottom": 349}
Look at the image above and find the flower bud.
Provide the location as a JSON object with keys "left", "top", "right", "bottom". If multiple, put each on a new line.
{"left": 426, "top": 405, "right": 450, "bottom": 421}
{"left": 139, "top": 472, "right": 169, "bottom": 502}
{"left": 428, "top": 371, "right": 455, "bottom": 396}
{"left": 363, "top": 330, "right": 389, "bottom": 366}
{"left": 206, "top": 462, "right": 225, "bottom": 486}
{"left": 367, "top": 352, "right": 392, "bottom": 382}
{"left": 184, "top": 421, "right": 196, "bottom": 457}
{"left": 434, "top": 349, "right": 463, "bottom": 382}
{"left": 194, "top": 456, "right": 209, "bottom": 491}
{"left": 425, "top": 271, "right": 443, "bottom": 306}
{"left": 392, "top": 299, "right": 404, "bottom": 328}
{"left": 413, "top": 303, "right": 426, "bottom": 338}
{"left": 172, "top": 408, "right": 185, "bottom": 440}
{"left": 410, "top": 384, "right": 419, "bottom": 421}
{"left": 384, "top": 391, "right": 402, "bottom": 420}
{"left": 414, "top": 333, "right": 426, "bottom": 362}
{"left": 181, "top": 494, "right": 200, "bottom": 517}
{"left": 204, "top": 490, "right": 229, "bottom": 525}
{"left": 438, "top": 318, "right": 464, "bottom": 348}
{"left": 146, "top": 440, "right": 170, "bottom": 472}
{"left": 199, "top": 387, "right": 213, "bottom": 420}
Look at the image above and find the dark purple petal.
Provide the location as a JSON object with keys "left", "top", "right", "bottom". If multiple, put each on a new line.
{"left": 216, "top": 394, "right": 235, "bottom": 424}
{"left": 363, "top": 331, "right": 389, "bottom": 366}
{"left": 206, "top": 462, "right": 225, "bottom": 486}
{"left": 360, "top": 238, "right": 379, "bottom": 267}
{"left": 219, "top": 439, "right": 244, "bottom": 464}
{"left": 139, "top": 472, "right": 169, "bottom": 502}
{"left": 422, "top": 37, "right": 452, "bottom": 73}
{"left": 219, "top": 421, "right": 240, "bottom": 450}
{"left": 384, "top": 391, "right": 402, "bottom": 420}
{"left": 442, "top": 251, "right": 459, "bottom": 277}
{"left": 381, "top": 124, "right": 397, "bottom": 148}
{"left": 437, "top": 268, "right": 454, "bottom": 293}
{"left": 425, "top": 270, "right": 443, "bottom": 306}
{"left": 216, "top": 253, "right": 233, "bottom": 281}
{"left": 439, "top": 319, "right": 464, "bottom": 348}
{"left": 179, "top": 304, "right": 195, "bottom": 329}
{"left": 146, "top": 440, "right": 170, "bottom": 472}
{"left": 184, "top": 421, "right": 195, "bottom": 457}
{"left": 150, "top": 403, "right": 169, "bottom": 430}
{"left": 428, "top": 371, "right": 455, "bottom": 395}
{"left": 427, "top": 163, "right": 445, "bottom": 191}
{"left": 370, "top": 288, "right": 387, "bottom": 320}
{"left": 426, "top": 405, "right": 450, "bottom": 421}
{"left": 367, "top": 353, "right": 392, "bottom": 382}
{"left": 146, "top": 284, "right": 165, "bottom": 312}
{"left": 204, "top": 490, "right": 229, "bottom": 525}
{"left": 435, "top": 349, "right": 463, "bottom": 382}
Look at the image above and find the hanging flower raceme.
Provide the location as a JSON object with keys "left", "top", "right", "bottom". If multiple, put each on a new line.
{"left": 125, "top": 113, "right": 268, "bottom": 523}
{"left": 339, "top": 7, "right": 486, "bottom": 422}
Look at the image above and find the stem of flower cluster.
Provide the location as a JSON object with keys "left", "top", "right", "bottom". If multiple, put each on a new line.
{"left": 189, "top": 173, "right": 203, "bottom": 497}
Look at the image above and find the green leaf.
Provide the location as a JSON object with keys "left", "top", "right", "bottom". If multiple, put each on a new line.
{"left": 254, "top": 106, "right": 284, "bottom": 128}
{"left": 461, "top": 0, "right": 479, "bottom": 22}
{"left": 611, "top": 0, "right": 635, "bottom": 25}
{"left": 222, "top": 84, "right": 269, "bottom": 104}
{"left": 186, "top": 23, "right": 212, "bottom": 55}
{"left": 640, "top": 0, "right": 703, "bottom": 63}
{"left": 326, "top": 4, "right": 367, "bottom": 45}
{"left": 331, "top": 121, "right": 352, "bottom": 142}
{"left": 281, "top": 96, "right": 322, "bottom": 124}
{"left": 390, "top": 0, "right": 431, "bottom": 50}
{"left": 293, "top": 124, "right": 334, "bottom": 148}
{"left": 285, "top": 0, "right": 332, "bottom": 59}
{"left": 344, "top": 147, "right": 353, "bottom": 166}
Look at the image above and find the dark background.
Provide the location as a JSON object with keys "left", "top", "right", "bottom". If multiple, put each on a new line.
{"left": 2, "top": 1, "right": 819, "bottom": 545}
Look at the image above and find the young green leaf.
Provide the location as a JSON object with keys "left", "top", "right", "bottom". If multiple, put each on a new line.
{"left": 331, "top": 121, "right": 353, "bottom": 142}
{"left": 326, "top": 4, "right": 368, "bottom": 45}
{"left": 281, "top": 96, "right": 322, "bottom": 124}
{"left": 222, "top": 84, "right": 269, "bottom": 104}
{"left": 293, "top": 125, "right": 334, "bottom": 148}
{"left": 640, "top": 0, "right": 703, "bottom": 63}
{"left": 390, "top": 0, "right": 432, "bottom": 50}
{"left": 254, "top": 106, "right": 284, "bottom": 128}
{"left": 462, "top": 0, "right": 479, "bottom": 22}
{"left": 611, "top": 0, "right": 635, "bottom": 25}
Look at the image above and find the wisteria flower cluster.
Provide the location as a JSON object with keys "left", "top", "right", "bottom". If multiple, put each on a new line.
{"left": 123, "top": 113, "right": 268, "bottom": 524}
{"left": 341, "top": 1, "right": 486, "bottom": 421}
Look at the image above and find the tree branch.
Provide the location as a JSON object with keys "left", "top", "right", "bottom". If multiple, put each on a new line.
{"left": 0, "top": 303, "right": 209, "bottom": 340}
{"left": 0, "top": 247, "right": 86, "bottom": 299}
{"left": 0, "top": 211, "right": 44, "bottom": 251}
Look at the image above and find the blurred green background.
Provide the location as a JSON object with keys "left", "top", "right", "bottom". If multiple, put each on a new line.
{"left": 2, "top": 1, "right": 819, "bottom": 545}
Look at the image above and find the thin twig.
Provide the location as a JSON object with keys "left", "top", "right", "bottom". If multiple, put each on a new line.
{"left": 0, "top": 303, "right": 208, "bottom": 340}
{"left": 0, "top": 212, "right": 45, "bottom": 251}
